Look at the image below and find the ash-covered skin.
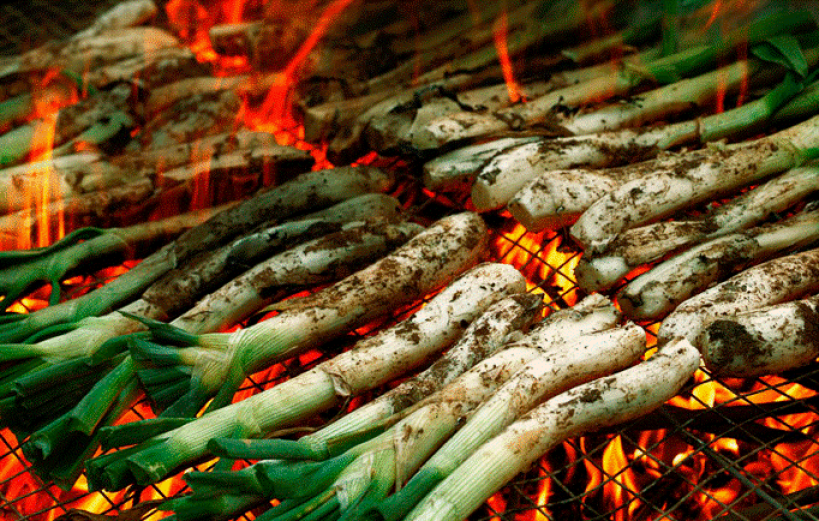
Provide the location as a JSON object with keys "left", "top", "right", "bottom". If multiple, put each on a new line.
{"left": 138, "top": 89, "right": 242, "bottom": 150}
{"left": 796, "top": 300, "right": 819, "bottom": 358}
{"left": 701, "top": 296, "right": 819, "bottom": 376}
{"left": 571, "top": 139, "right": 796, "bottom": 251}
{"left": 167, "top": 167, "right": 391, "bottom": 264}
{"left": 700, "top": 319, "right": 765, "bottom": 370}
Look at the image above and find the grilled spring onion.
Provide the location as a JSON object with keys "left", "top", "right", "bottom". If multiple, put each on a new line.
{"left": 699, "top": 293, "right": 819, "bottom": 376}
{"left": 0, "top": 194, "right": 403, "bottom": 372}
{"left": 401, "top": 338, "right": 700, "bottom": 521}
{"left": 126, "top": 211, "right": 491, "bottom": 418}
{"left": 0, "top": 166, "right": 392, "bottom": 343}
{"left": 410, "top": 10, "right": 816, "bottom": 151}
{"left": 87, "top": 261, "right": 526, "bottom": 491}
{"left": 575, "top": 165, "right": 819, "bottom": 292}
{"left": 163, "top": 294, "right": 619, "bottom": 521}
{"left": 571, "top": 115, "right": 819, "bottom": 253}
{"left": 0, "top": 215, "right": 420, "bottom": 486}
{"left": 617, "top": 207, "right": 819, "bottom": 320}
{"left": 370, "top": 322, "right": 646, "bottom": 521}
{"left": 269, "top": 293, "right": 617, "bottom": 462}
{"left": 0, "top": 206, "right": 225, "bottom": 309}
{"left": 161, "top": 293, "right": 544, "bottom": 521}
{"left": 481, "top": 69, "right": 819, "bottom": 216}
{"left": 659, "top": 246, "right": 819, "bottom": 345}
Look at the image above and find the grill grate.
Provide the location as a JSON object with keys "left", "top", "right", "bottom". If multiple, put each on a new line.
{"left": 1, "top": 153, "right": 818, "bottom": 521}
{"left": 2, "top": 2, "right": 819, "bottom": 521}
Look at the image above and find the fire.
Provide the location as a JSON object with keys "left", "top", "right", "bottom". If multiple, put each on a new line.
{"left": 494, "top": 221, "right": 581, "bottom": 306}
{"left": 493, "top": 9, "right": 524, "bottom": 104}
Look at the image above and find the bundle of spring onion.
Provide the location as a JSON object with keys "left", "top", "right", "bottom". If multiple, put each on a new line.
{"left": 87, "top": 260, "right": 526, "bottom": 491}
{"left": 616, "top": 205, "right": 819, "bottom": 319}
{"left": 570, "top": 114, "right": 819, "bottom": 253}
{"left": 575, "top": 166, "right": 819, "bottom": 292}
{"left": 119, "top": 211, "right": 491, "bottom": 419}
{"left": 153, "top": 293, "right": 622, "bottom": 521}
{"left": 465, "top": 33, "right": 819, "bottom": 214}
{"left": 0, "top": 166, "right": 391, "bottom": 344}
{"left": 410, "top": 8, "right": 817, "bottom": 152}
{"left": 398, "top": 338, "right": 699, "bottom": 521}
{"left": 5, "top": 215, "right": 421, "bottom": 487}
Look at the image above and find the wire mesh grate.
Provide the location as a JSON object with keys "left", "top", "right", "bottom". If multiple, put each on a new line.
{"left": 2, "top": 2, "right": 819, "bottom": 520}
{"left": 1, "top": 160, "right": 818, "bottom": 521}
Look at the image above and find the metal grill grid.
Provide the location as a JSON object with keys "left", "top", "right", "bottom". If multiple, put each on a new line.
{"left": 0, "top": 166, "right": 818, "bottom": 521}
{"left": 2, "top": 2, "right": 819, "bottom": 521}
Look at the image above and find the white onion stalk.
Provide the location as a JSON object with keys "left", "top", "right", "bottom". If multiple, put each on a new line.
{"left": 115, "top": 129, "right": 285, "bottom": 175}
{"left": 87, "top": 261, "right": 526, "bottom": 490}
{"left": 374, "top": 321, "right": 646, "bottom": 521}
{"left": 403, "top": 338, "right": 700, "bottom": 521}
{"left": 618, "top": 208, "right": 819, "bottom": 320}
{"left": 169, "top": 219, "right": 423, "bottom": 335}
{"left": 423, "top": 137, "right": 542, "bottom": 192}
{"left": 507, "top": 150, "right": 701, "bottom": 231}
{"left": 699, "top": 294, "right": 819, "bottom": 376}
{"left": 166, "top": 294, "right": 544, "bottom": 521}
{"left": 576, "top": 166, "right": 819, "bottom": 292}
{"left": 660, "top": 247, "right": 819, "bottom": 345}
{"left": 229, "top": 293, "right": 618, "bottom": 463}
{"left": 410, "top": 48, "right": 658, "bottom": 150}
{"left": 86, "top": 47, "right": 207, "bottom": 91}
{"left": 474, "top": 69, "right": 815, "bottom": 214}
{"left": 0, "top": 167, "right": 391, "bottom": 344}
{"left": 127, "top": 212, "right": 492, "bottom": 418}
{"left": 72, "top": 0, "right": 157, "bottom": 40}
{"left": 571, "top": 115, "right": 819, "bottom": 252}
{"left": 1, "top": 27, "right": 180, "bottom": 85}
{"left": 365, "top": 80, "right": 557, "bottom": 156}
{"left": 563, "top": 58, "right": 757, "bottom": 136}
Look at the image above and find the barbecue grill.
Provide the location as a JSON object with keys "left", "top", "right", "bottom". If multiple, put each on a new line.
{"left": 1, "top": 2, "right": 818, "bottom": 521}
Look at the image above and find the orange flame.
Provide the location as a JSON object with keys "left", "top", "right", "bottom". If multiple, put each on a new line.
{"left": 493, "top": 9, "right": 524, "bottom": 104}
